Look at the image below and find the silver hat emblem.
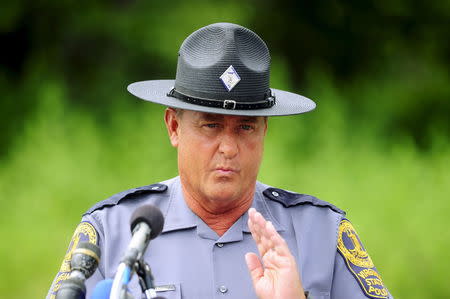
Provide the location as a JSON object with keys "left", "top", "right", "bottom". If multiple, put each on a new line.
{"left": 220, "top": 65, "right": 241, "bottom": 91}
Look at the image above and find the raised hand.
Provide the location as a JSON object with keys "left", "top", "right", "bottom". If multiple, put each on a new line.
{"left": 245, "top": 208, "right": 305, "bottom": 299}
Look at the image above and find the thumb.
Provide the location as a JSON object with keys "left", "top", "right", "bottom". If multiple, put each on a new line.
{"left": 245, "top": 252, "right": 264, "bottom": 286}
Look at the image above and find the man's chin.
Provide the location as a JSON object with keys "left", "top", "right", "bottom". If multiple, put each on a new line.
{"left": 206, "top": 185, "right": 240, "bottom": 202}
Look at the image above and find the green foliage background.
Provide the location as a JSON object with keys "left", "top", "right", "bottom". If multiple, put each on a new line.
{"left": 0, "top": 1, "right": 449, "bottom": 298}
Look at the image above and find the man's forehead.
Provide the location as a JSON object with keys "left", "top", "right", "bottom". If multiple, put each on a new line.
{"left": 188, "top": 110, "right": 263, "bottom": 123}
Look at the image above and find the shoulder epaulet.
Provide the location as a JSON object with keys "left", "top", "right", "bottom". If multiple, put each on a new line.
{"left": 263, "top": 187, "right": 345, "bottom": 215}
{"left": 83, "top": 183, "right": 168, "bottom": 215}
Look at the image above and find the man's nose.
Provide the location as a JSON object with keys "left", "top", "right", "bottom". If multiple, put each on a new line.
{"left": 218, "top": 132, "right": 239, "bottom": 159}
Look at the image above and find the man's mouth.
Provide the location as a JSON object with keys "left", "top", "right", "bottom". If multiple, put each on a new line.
{"left": 215, "top": 167, "right": 239, "bottom": 173}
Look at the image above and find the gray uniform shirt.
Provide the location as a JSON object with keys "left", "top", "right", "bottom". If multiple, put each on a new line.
{"left": 48, "top": 177, "right": 392, "bottom": 299}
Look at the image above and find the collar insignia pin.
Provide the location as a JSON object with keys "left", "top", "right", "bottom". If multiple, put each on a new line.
{"left": 220, "top": 65, "right": 241, "bottom": 91}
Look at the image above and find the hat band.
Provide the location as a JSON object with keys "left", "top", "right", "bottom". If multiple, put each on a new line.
{"left": 167, "top": 88, "right": 276, "bottom": 110}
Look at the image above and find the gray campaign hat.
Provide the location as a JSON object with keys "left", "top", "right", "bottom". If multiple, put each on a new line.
{"left": 127, "top": 22, "right": 316, "bottom": 116}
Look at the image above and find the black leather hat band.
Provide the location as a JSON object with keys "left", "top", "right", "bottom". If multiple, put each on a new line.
{"left": 167, "top": 88, "right": 276, "bottom": 110}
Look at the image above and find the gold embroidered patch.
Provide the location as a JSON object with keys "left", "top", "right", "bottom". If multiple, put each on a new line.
{"left": 337, "top": 219, "right": 388, "bottom": 299}
{"left": 49, "top": 221, "right": 98, "bottom": 298}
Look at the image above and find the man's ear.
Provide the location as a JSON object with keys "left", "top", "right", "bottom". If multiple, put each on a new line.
{"left": 263, "top": 117, "right": 268, "bottom": 135}
{"left": 259, "top": 116, "right": 268, "bottom": 136}
{"left": 164, "top": 108, "right": 180, "bottom": 147}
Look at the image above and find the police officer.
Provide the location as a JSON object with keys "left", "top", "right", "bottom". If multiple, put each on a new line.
{"left": 47, "top": 23, "right": 393, "bottom": 299}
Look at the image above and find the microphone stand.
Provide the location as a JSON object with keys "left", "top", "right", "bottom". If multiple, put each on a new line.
{"left": 109, "top": 262, "right": 133, "bottom": 299}
{"left": 110, "top": 222, "right": 151, "bottom": 299}
{"left": 136, "top": 260, "right": 166, "bottom": 299}
{"left": 110, "top": 205, "right": 165, "bottom": 299}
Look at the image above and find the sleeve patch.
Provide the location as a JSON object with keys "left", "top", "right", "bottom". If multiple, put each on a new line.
{"left": 337, "top": 219, "right": 388, "bottom": 299}
{"left": 49, "top": 221, "right": 98, "bottom": 298}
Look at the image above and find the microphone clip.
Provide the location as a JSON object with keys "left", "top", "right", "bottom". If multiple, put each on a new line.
{"left": 135, "top": 260, "right": 166, "bottom": 299}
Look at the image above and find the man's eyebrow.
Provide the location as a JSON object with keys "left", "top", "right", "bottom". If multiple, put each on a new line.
{"left": 200, "top": 113, "right": 224, "bottom": 121}
{"left": 240, "top": 118, "right": 258, "bottom": 123}
{"left": 197, "top": 113, "right": 260, "bottom": 123}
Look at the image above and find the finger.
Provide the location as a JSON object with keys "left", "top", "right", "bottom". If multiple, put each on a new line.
{"left": 253, "top": 211, "right": 272, "bottom": 254}
{"left": 253, "top": 209, "right": 267, "bottom": 229}
{"left": 248, "top": 209, "right": 261, "bottom": 242}
{"left": 249, "top": 224, "right": 267, "bottom": 258}
{"left": 249, "top": 208, "right": 265, "bottom": 236}
{"left": 249, "top": 210, "right": 290, "bottom": 260}
{"left": 261, "top": 221, "right": 275, "bottom": 249}
{"left": 245, "top": 252, "right": 264, "bottom": 286}
{"left": 248, "top": 209, "right": 269, "bottom": 252}
{"left": 265, "top": 221, "right": 292, "bottom": 257}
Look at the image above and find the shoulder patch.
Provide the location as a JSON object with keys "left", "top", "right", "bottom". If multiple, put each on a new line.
{"left": 263, "top": 187, "right": 345, "bottom": 214}
{"left": 49, "top": 221, "right": 98, "bottom": 298}
{"left": 83, "top": 183, "right": 168, "bottom": 215}
{"left": 337, "top": 219, "right": 388, "bottom": 299}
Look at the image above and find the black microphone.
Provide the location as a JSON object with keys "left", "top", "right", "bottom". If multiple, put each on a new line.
{"left": 56, "top": 241, "right": 101, "bottom": 299}
{"left": 110, "top": 205, "right": 164, "bottom": 299}
{"left": 127, "top": 204, "right": 165, "bottom": 263}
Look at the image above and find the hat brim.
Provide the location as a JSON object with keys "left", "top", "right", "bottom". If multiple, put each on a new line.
{"left": 127, "top": 80, "right": 316, "bottom": 116}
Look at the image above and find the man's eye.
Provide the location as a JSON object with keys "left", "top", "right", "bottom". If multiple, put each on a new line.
{"left": 240, "top": 124, "right": 253, "bottom": 131}
{"left": 204, "top": 123, "right": 219, "bottom": 128}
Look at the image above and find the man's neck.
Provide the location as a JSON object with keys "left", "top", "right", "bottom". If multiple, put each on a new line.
{"left": 181, "top": 186, "right": 254, "bottom": 237}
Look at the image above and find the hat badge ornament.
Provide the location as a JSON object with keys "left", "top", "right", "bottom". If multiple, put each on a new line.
{"left": 220, "top": 65, "right": 241, "bottom": 92}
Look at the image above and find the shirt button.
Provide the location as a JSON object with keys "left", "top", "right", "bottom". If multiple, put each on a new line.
{"left": 216, "top": 243, "right": 224, "bottom": 248}
{"left": 272, "top": 191, "right": 279, "bottom": 197}
{"left": 219, "top": 285, "right": 228, "bottom": 293}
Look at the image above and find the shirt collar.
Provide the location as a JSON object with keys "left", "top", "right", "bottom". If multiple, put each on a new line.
{"left": 242, "top": 182, "right": 285, "bottom": 233}
{"left": 161, "top": 177, "right": 198, "bottom": 233}
{"left": 161, "top": 177, "right": 285, "bottom": 234}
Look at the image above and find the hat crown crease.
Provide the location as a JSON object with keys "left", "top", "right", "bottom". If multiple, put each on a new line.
{"left": 175, "top": 23, "right": 270, "bottom": 102}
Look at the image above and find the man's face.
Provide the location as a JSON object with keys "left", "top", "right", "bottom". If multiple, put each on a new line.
{"left": 165, "top": 109, "right": 267, "bottom": 208}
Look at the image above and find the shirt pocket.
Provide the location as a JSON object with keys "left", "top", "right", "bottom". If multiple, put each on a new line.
{"left": 306, "top": 291, "right": 330, "bottom": 299}
{"left": 153, "top": 282, "right": 181, "bottom": 299}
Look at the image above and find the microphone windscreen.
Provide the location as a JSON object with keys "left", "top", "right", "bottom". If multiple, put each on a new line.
{"left": 71, "top": 242, "right": 101, "bottom": 279}
{"left": 55, "top": 277, "right": 86, "bottom": 299}
{"left": 91, "top": 279, "right": 113, "bottom": 299}
{"left": 76, "top": 241, "right": 101, "bottom": 259}
{"left": 130, "top": 204, "right": 165, "bottom": 240}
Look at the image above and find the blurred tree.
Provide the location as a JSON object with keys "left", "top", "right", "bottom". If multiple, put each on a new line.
{"left": 0, "top": 0, "right": 449, "bottom": 156}
{"left": 250, "top": 0, "right": 449, "bottom": 147}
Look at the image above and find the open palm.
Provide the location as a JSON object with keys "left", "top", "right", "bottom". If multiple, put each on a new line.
{"left": 245, "top": 208, "right": 305, "bottom": 299}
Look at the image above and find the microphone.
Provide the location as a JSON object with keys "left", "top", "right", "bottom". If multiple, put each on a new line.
{"left": 91, "top": 279, "right": 113, "bottom": 299}
{"left": 56, "top": 242, "right": 101, "bottom": 299}
{"left": 127, "top": 204, "right": 165, "bottom": 263}
{"left": 91, "top": 279, "right": 134, "bottom": 299}
{"left": 110, "top": 205, "right": 164, "bottom": 299}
